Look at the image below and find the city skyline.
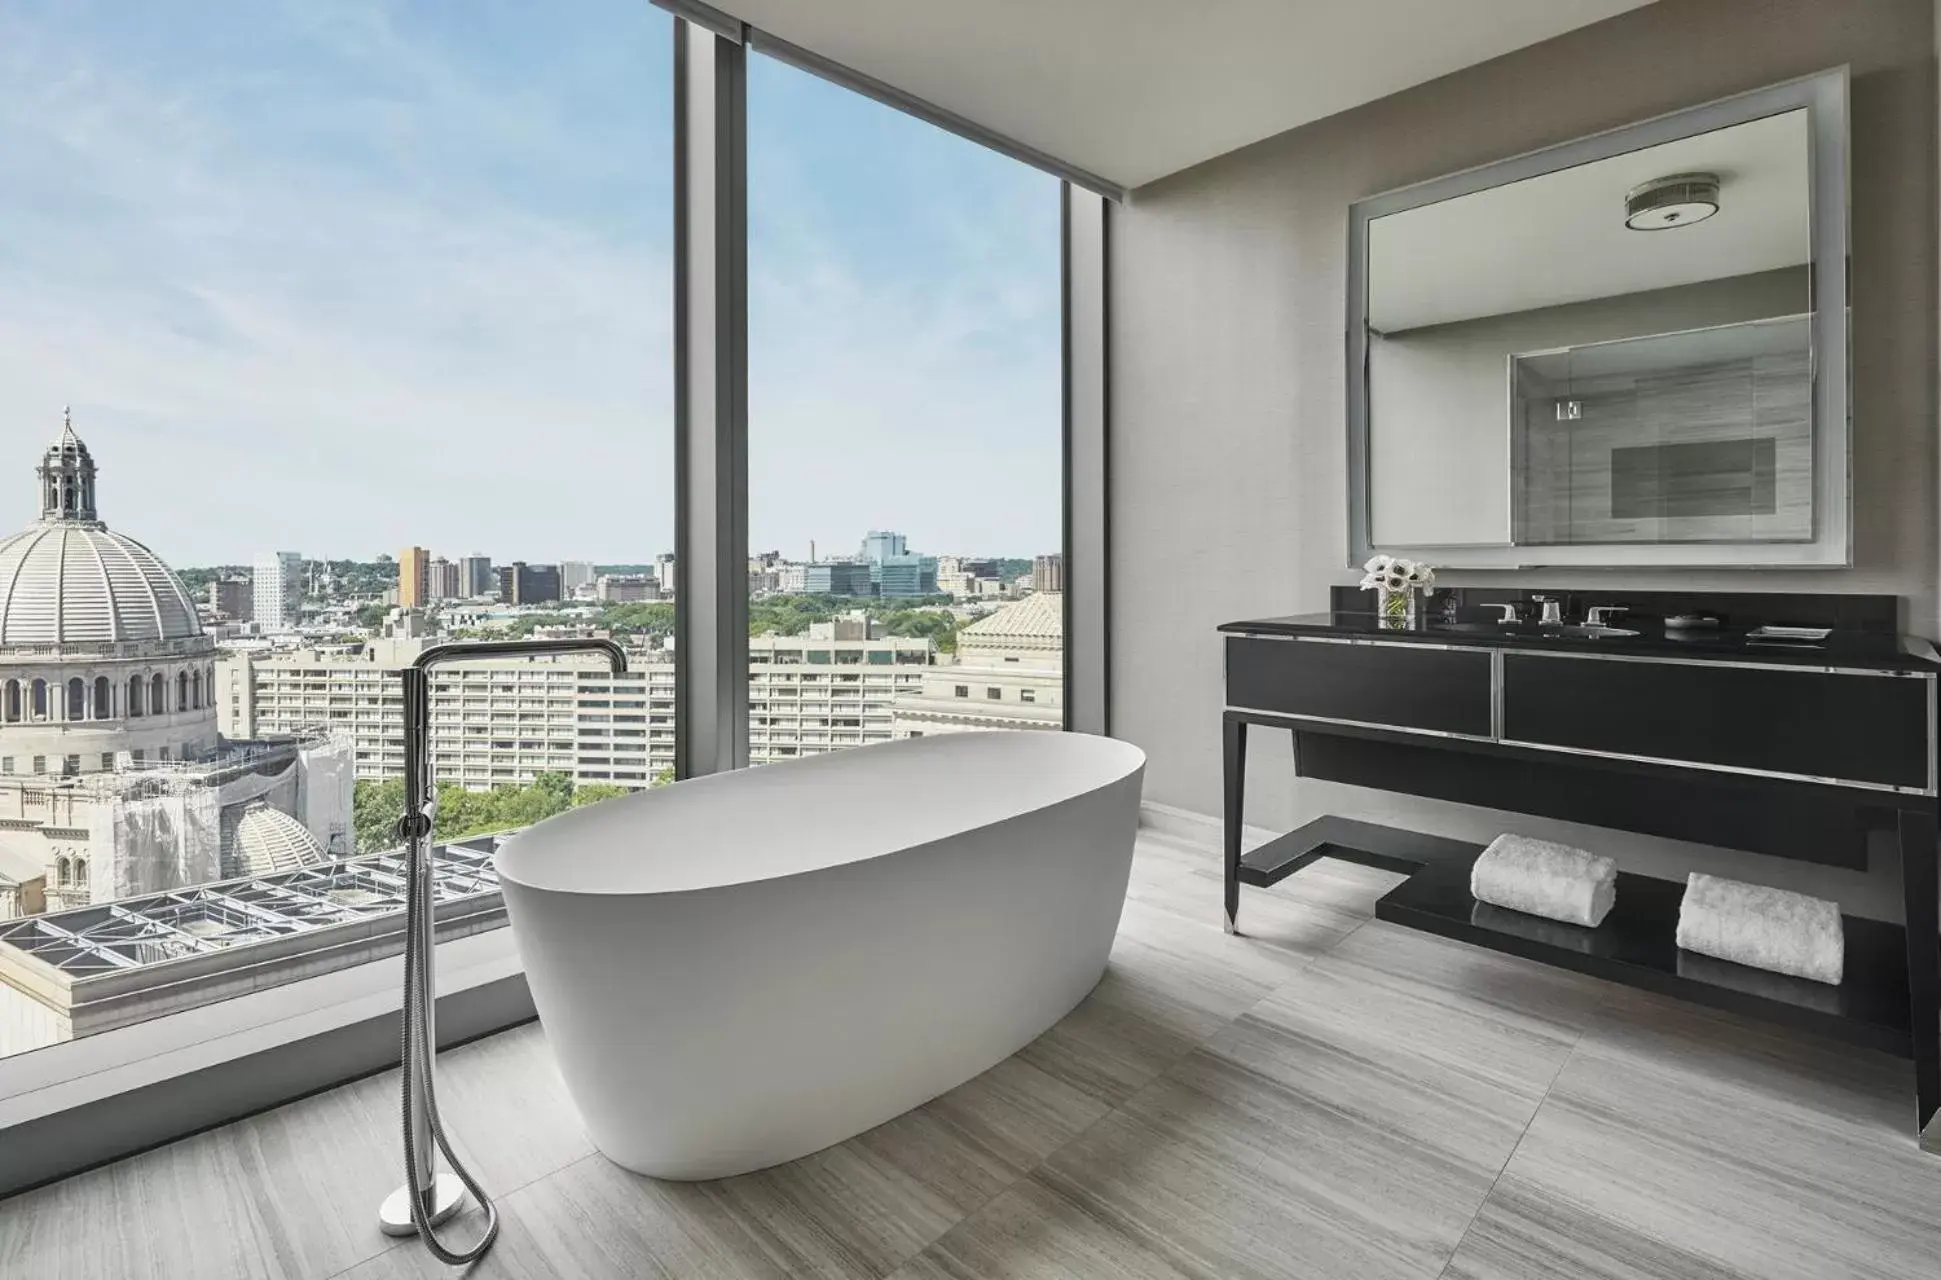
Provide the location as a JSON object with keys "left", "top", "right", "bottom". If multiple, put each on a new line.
{"left": 174, "top": 525, "right": 1045, "bottom": 580}
{"left": 0, "top": 1, "right": 1062, "bottom": 566}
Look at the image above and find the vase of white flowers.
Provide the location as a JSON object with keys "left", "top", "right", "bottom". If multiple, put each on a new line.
{"left": 1360, "top": 555, "right": 1434, "bottom": 629}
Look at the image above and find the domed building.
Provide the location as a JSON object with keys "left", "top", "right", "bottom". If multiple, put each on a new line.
{"left": 0, "top": 415, "right": 219, "bottom": 774}
{"left": 0, "top": 415, "right": 353, "bottom": 918}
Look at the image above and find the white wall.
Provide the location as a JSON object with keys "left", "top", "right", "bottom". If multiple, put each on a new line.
{"left": 1110, "top": 0, "right": 1939, "bottom": 921}
{"left": 1366, "top": 331, "right": 1512, "bottom": 546}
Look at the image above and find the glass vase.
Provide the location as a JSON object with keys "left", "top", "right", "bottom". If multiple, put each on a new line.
{"left": 1377, "top": 587, "right": 1417, "bottom": 630}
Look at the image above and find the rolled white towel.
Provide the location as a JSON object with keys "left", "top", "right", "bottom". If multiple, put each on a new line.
{"left": 1470, "top": 834, "right": 1616, "bottom": 928}
{"left": 1675, "top": 873, "right": 1844, "bottom": 986}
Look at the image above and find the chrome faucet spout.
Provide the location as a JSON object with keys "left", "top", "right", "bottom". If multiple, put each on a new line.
{"left": 413, "top": 637, "right": 629, "bottom": 675}
{"left": 380, "top": 637, "right": 628, "bottom": 1261}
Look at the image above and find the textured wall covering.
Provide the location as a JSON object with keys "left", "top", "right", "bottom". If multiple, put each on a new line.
{"left": 1110, "top": 0, "right": 1938, "bottom": 919}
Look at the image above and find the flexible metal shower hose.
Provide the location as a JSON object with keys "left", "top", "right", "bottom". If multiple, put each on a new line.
{"left": 398, "top": 841, "right": 500, "bottom": 1265}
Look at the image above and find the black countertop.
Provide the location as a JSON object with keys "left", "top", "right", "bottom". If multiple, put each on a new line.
{"left": 1220, "top": 611, "right": 1941, "bottom": 673}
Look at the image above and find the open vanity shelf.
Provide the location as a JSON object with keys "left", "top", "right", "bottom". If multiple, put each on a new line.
{"left": 1221, "top": 589, "right": 1941, "bottom": 1138}
{"left": 1244, "top": 816, "right": 1914, "bottom": 1058}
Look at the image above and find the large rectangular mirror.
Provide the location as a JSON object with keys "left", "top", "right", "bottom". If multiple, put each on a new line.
{"left": 1347, "top": 70, "right": 1848, "bottom": 568}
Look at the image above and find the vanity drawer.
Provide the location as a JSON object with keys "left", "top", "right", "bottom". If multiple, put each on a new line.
{"left": 1225, "top": 636, "right": 1492, "bottom": 737}
{"left": 1501, "top": 653, "right": 1933, "bottom": 791}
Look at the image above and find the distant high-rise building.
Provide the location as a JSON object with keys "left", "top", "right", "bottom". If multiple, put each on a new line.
{"left": 398, "top": 546, "right": 431, "bottom": 609}
{"left": 935, "top": 556, "right": 998, "bottom": 599}
{"left": 860, "top": 531, "right": 907, "bottom": 564}
{"left": 560, "top": 561, "right": 595, "bottom": 595}
{"left": 877, "top": 554, "right": 939, "bottom": 598}
{"left": 802, "top": 562, "right": 872, "bottom": 596}
{"left": 207, "top": 577, "right": 253, "bottom": 622}
{"left": 654, "top": 553, "right": 676, "bottom": 598}
{"left": 498, "top": 561, "right": 562, "bottom": 605}
{"left": 1033, "top": 554, "right": 1064, "bottom": 593}
{"left": 253, "top": 551, "right": 303, "bottom": 633}
{"left": 458, "top": 554, "right": 494, "bottom": 599}
{"left": 427, "top": 556, "right": 460, "bottom": 601}
{"left": 596, "top": 574, "right": 659, "bottom": 603}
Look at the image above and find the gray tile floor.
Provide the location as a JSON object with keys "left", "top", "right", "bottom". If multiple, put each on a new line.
{"left": 5, "top": 830, "right": 1940, "bottom": 1279}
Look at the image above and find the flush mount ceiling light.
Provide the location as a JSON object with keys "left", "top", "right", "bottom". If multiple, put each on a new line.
{"left": 1624, "top": 172, "right": 1721, "bottom": 231}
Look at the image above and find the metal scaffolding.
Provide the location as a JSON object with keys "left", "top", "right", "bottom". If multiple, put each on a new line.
{"left": 0, "top": 837, "right": 503, "bottom": 976}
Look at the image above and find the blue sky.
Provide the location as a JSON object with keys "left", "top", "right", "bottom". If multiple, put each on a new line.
{"left": 0, "top": 0, "right": 1062, "bottom": 567}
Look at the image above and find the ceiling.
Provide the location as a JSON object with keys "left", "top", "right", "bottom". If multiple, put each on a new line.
{"left": 707, "top": 0, "right": 1658, "bottom": 190}
{"left": 1367, "top": 109, "right": 1811, "bottom": 332}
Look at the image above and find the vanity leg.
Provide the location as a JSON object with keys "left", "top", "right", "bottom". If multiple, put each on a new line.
{"left": 1899, "top": 807, "right": 1940, "bottom": 1145}
{"left": 1223, "top": 716, "right": 1247, "bottom": 935}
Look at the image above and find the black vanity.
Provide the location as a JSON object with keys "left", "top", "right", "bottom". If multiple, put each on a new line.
{"left": 1221, "top": 589, "right": 1941, "bottom": 1138}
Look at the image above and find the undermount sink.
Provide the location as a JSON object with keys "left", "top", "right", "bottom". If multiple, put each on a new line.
{"left": 1436, "top": 621, "right": 1640, "bottom": 640}
{"left": 1554, "top": 623, "right": 1641, "bottom": 639}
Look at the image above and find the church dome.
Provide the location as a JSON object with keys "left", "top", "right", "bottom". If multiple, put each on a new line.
{"left": 222, "top": 802, "right": 329, "bottom": 879}
{"left": 0, "top": 414, "right": 204, "bottom": 649}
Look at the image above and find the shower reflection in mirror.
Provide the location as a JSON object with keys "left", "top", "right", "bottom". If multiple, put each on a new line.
{"left": 1347, "top": 70, "right": 1848, "bottom": 569}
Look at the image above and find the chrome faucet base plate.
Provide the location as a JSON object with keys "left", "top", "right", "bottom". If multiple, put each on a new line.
{"left": 378, "top": 1173, "right": 467, "bottom": 1237}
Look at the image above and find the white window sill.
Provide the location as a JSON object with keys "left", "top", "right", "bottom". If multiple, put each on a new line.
{"left": 0, "top": 923, "right": 523, "bottom": 1141}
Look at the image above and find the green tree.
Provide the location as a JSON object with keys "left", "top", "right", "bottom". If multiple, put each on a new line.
{"left": 600, "top": 602, "right": 676, "bottom": 636}
{"left": 572, "top": 784, "right": 629, "bottom": 808}
{"left": 353, "top": 771, "right": 607, "bottom": 853}
{"left": 874, "top": 609, "right": 959, "bottom": 651}
{"left": 354, "top": 603, "right": 389, "bottom": 631}
{"left": 353, "top": 778, "right": 407, "bottom": 853}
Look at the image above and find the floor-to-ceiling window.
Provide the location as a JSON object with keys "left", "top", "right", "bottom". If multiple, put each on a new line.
{"left": 744, "top": 52, "right": 1065, "bottom": 763}
{"left": 0, "top": 2, "right": 673, "bottom": 1064}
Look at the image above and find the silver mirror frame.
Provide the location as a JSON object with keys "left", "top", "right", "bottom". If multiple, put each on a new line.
{"left": 1345, "top": 68, "right": 1850, "bottom": 569}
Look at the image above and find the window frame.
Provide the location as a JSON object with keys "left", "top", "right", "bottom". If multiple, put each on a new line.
{"left": 0, "top": 9, "right": 1109, "bottom": 1196}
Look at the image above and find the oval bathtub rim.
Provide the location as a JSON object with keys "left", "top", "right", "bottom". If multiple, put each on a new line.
{"left": 493, "top": 731, "right": 1147, "bottom": 899}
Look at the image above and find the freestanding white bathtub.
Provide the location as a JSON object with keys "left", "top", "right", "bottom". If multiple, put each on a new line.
{"left": 494, "top": 730, "right": 1145, "bottom": 1180}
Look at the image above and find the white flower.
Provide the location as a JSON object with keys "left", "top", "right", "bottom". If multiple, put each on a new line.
{"left": 1363, "top": 554, "right": 1394, "bottom": 576}
{"left": 1358, "top": 574, "right": 1382, "bottom": 591}
{"left": 1407, "top": 562, "right": 1436, "bottom": 587}
{"left": 1383, "top": 571, "right": 1409, "bottom": 591}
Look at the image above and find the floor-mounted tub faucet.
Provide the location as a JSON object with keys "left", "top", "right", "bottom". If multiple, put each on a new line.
{"left": 377, "top": 638, "right": 628, "bottom": 1264}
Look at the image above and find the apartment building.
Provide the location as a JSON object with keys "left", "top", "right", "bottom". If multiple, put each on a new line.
{"left": 251, "top": 551, "right": 302, "bottom": 633}
{"left": 748, "top": 628, "right": 932, "bottom": 762}
{"left": 218, "top": 639, "right": 677, "bottom": 788}
{"left": 595, "top": 573, "right": 659, "bottom": 602}
{"left": 427, "top": 556, "right": 459, "bottom": 601}
{"left": 398, "top": 546, "right": 431, "bottom": 608}
{"left": 216, "top": 625, "right": 929, "bottom": 784}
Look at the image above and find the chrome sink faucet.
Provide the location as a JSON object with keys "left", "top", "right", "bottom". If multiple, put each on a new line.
{"left": 1586, "top": 605, "right": 1628, "bottom": 627}
{"left": 379, "top": 637, "right": 628, "bottom": 1263}
{"left": 1532, "top": 594, "right": 1565, "bottom": 626}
